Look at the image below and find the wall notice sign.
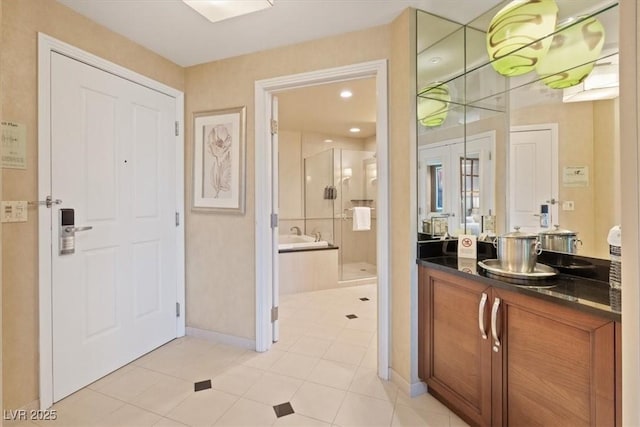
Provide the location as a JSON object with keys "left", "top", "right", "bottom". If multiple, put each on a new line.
{"left": 563, "top": 166, "right": 589, "bottom": 187}
{"left": 458, "top": 234, "right": 477, "bottom": 259}
{"left": 1, "top": 121, "right": 27, "bottom": 169}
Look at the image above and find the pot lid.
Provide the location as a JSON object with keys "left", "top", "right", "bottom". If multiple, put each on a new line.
{"left": 539, "top": 225, "right": 578, "bottom": 236}
{"left": 500, "top": 226, "right": 538, "bottom": 239}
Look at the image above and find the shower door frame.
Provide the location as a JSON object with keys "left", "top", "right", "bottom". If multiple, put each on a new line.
{"left": 254, "top": 60, "right": 390, "bottom": 381}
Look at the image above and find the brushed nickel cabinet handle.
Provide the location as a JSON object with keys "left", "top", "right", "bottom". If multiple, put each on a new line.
{"left": 478, "top": 292, "right": 488, "bottom": 340}
{"left": 491, "top": 297, "right": 501, "bottom": 351}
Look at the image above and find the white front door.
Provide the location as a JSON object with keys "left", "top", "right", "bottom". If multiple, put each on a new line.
{"left": 50, "top": 52, "right": 178, "bottom": 401}
{"left": 509, "top": 126, "right": 558, "bottom": 233}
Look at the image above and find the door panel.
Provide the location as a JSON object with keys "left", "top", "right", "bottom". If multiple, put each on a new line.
{"left": 420, "top": 267, "right": 492, "bottom": 427}
{"left": 492, "top": 287, "right": 615, "bottom": 427}
{"left": 509, "top": 128, "right": 557, "bottom": 232}
{"left": 51, "top": 52, "right": 177, "bottom": 401}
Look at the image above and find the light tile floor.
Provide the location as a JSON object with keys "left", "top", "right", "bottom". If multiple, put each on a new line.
{"left": 340, "top": 263, "right": 377, "bottom": 282}
{"left": 6, "top": 284, "right": 469, "bottom": 427}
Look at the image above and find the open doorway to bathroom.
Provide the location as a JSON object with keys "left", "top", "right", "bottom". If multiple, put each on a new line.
{"left": 254, "top": 60, "right": 389, "bottom": 380}
{"left": 276, "top": 77, "right": 378, "bottom": 289}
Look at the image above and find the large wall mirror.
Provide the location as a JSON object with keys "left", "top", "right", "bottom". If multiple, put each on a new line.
{"left": 417, "top": 0, "right": 619, "bottom": 260}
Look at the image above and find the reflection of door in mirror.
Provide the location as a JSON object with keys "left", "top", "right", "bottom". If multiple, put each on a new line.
{"left": 418, "top": 131, "right": 495, "bottom": 237}
{"left": 418, "top": 145, "right": 455, "bottom": 235}
{"left": 508, "top": 124, "right": 559, "bottom": 233}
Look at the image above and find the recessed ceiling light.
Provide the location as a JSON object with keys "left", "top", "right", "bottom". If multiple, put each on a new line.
{"left": 430, "top": 57, "right": 442, "bottom": 64}
{"left": 340, "top": 90, "right": 353, "bottom": 98}
{"left": 349, "top": 127, "right": 361, "bottom": 133}
{"left": 324, "top": 139, "right": 333, "bottom": 143}
{"left": 182, "top": 0, "right": 274, "bottom": 24}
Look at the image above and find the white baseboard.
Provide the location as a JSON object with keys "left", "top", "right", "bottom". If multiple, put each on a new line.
{"left": 389, "top": 368, "right": 428, "bottom": 398}
{"left": 186, "top": 326, "right": 256, "bottom": 350}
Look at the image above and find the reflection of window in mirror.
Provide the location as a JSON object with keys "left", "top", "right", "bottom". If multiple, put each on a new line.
{"left": 429, "top": 165, "right": 443, "bottom": 212}
{"left": 460, "top": 157, "right": 480, "bottom": 218}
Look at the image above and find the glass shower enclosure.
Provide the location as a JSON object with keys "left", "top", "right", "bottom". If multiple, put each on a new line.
{"left": 304, "top": 148, "right": 377, "bottom": 283}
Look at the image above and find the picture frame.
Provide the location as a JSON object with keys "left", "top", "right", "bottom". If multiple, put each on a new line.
{"left": 192, "top": 106, "right": 246, "bottom": 214}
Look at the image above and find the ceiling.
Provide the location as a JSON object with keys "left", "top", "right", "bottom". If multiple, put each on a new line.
{"left": 276, "top": 78, "right": 377, "bottom": 138}
{"left": 56, "top": 0, "right": 502, "bottom": 67}
{"left": 56, "top": 0, "right": 618, "bottom": 141}
{"left": 55, "top": 0, "right": 501, "bottom": 139}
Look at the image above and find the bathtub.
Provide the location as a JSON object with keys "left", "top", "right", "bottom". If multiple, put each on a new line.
{"left": 278, "top": 234, "right": 329, "bottom": 250}
{"left": 279, "top": 235, "right": 337, "bottom": 294}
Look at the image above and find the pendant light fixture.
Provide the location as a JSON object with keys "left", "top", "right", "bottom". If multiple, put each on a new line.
{"left": 486, "top": 0, "right": 559, "bottom": 77}
{"left": 418, "top": 83, "right": 451, "bottom": 127}
{"left": 535, "top": 15, "right": 605, "bottom": 89}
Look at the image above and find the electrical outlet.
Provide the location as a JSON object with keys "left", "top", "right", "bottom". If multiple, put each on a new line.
{"left": 562, "top": 201, "right": 575, "bottom": 211}
{"left": 1, "top": 201, "right": 28, "bottom": 222}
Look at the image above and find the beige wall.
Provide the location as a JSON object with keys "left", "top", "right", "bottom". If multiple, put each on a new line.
{"left": 618, "top": 1, "right": 639, "bottom": 424}
{"left": 184, "top": 10, "right": 416, "bottom": 383}
{"left": 619, "top": 1, "right": 640, "bottom": 424}
{"left": 183, "top": 24, "right": 394, "bottom": 341}
{"left": 1, "top": 0, "right": 184, "bottom": 410}
{"left": 593, "top": 99, "right": 621, "bottom": 258}
{"left": 278, "top": 130, "right": 303, "bottom": 220}
{"left": 1, "top": 0, "right": 4, "bottom": 421}
{"left": 388, "top": 9, "right": 414, "bottom": 383}
{"left": 2, "top": 0, "right": 420, "bottom": 410}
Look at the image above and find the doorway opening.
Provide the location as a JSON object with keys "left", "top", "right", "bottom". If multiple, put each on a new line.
{"left": 276, "top": 78, "right": 378, "bottom": 286}
{"left": 254, "top": 60, "right": 389, "bottom": 380}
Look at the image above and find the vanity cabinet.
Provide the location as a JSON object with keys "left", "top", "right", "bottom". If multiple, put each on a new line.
{"left": 418, "top": 265, "right": 618, "bottom": 427}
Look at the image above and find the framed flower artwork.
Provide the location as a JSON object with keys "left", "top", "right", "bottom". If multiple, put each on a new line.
{"left": 192, "top": 106, "right": 246, "bottom": 214}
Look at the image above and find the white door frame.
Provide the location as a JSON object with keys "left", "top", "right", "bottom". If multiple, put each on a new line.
{"left": 37, "top": 33, "right": 185, "bottom": 409}
{"left": 254, "top": 60, "right": 390, "bottom": 380}
{"left": 508, "top": 123, "right": 559, "bottom": 231}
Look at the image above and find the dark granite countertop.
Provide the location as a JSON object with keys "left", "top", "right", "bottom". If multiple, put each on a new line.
{"left": 418, "top": 256, "right": 621, "bottom": 322}
{"left": 418, "top": 255, "right": 621, "bottom": 322}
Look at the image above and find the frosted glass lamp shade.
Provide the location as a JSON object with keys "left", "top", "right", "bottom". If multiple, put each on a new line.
{"left": 486, "top": 0, "right": 559, "bottom": 77}
{"left": 536, "top": 16, "right": 605, "bottom": 89}
{"left": 418, "top": 84, "right": 451, "bottom": 127}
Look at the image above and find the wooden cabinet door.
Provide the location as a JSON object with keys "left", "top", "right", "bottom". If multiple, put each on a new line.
{"left": 491, "top": 287, "right": 615, "bottom": 427}
{"left": 419, "top": 267, "right": 493, "bottom": 426}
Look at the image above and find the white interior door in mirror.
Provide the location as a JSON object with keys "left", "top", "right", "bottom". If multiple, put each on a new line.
{"left": 451, "top": 133, "right": 494, "bottom": 236}
{"left": 418, "top": 145, "right": 453, "bottom": 234}
{"left": 418, "top": 131, "right": 495, "bottom": 236}
{"left": 508, "top": 125, "right": 559, "bottom": 233}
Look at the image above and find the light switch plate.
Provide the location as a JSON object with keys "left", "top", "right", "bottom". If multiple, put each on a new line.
{"left": 562, "top": 201, "right": 575, "bottom": 211}
{"left": 1, "top": 201, "right": 28, "bottom": 222}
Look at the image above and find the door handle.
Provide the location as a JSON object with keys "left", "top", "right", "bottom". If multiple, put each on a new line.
{"left": 478, "top": 292, "right": 488, "bottom": 340}
{"left": 64, "top": 226, "right": 93, "bottom": 233}
{"left": 491, "top": 297, "right": 501, "bottom": 352}
{"left": 59, "top": 208, "right": 92, "bottom": 255}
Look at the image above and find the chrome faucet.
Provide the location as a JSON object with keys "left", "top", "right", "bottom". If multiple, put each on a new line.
{"left": 290, "top": 226, "right": 302, "bottom": 235}
{"left": 313, "top": 231, "right": 322, "bottom": 242}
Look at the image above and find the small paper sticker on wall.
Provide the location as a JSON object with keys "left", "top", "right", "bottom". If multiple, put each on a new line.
{"left": 458, "top": 234, "right": 477, "bottom": 259}
{"left": 1, "top": 121, "right": 27, "bottom": 169}
{"left": 563, "top": 166, "right": 589, "bottom": 187}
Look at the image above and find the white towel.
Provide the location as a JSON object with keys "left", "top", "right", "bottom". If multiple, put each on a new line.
{"left": 352, "top": 207, "right": 371, "bottom": 231}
